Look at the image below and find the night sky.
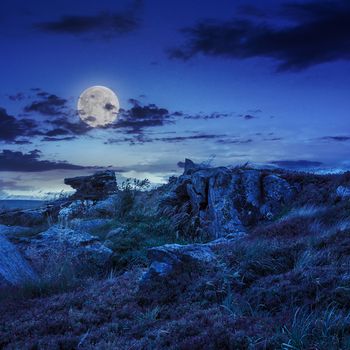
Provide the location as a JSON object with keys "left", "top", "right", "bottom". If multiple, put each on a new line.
{"left": 1, "top": 0, "right": 349, "bottom": 198}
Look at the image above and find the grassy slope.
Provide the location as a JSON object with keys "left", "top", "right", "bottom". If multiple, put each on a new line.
{"left": 1, "top": 173, "right": 350, "bottom": 349}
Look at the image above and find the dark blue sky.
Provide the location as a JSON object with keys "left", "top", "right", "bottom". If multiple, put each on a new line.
{"left": 1, "top": 0, "right": 350, "bottom": 198}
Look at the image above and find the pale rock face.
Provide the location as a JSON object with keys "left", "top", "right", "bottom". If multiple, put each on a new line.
{"left": 159, "top": 160, "right": 296, "bottom": 240}
{"left": 86, "top": 195, "right": 120, "bottom": 218}
{"left": 241, "top": 170, "right": 262, "bottom": 208}
{"left": 0, "top": 234, "right": 37, "bottom": 288}
{"left": 208, "top": 169, "right": 245, "bottom": 238}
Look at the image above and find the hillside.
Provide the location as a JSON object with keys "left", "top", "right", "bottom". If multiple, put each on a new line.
{"left": 1, "top": 160, "right": 350, "bottom": 349}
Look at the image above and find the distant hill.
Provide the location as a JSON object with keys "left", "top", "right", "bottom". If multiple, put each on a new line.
{"left": 0, "top": 200, "right": 45, "bottom": 212}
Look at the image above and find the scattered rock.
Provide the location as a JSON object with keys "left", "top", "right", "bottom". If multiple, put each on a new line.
{"left": 22, "top": 226, "right": 112, "bottom": 275}
{"left": 336, "top": 186, "right": 350, "bottom": 200}
{"left": 142, "top": 243, "right": 216, "bottom": 281}
{"left": 0, "top": 234, "right": 37, "bottom": 288}
{"left": 139, "top": 243, "right": 217, "bottom": 303}
{"left": 64, "top": 170, "right": 117, "bottom": 200}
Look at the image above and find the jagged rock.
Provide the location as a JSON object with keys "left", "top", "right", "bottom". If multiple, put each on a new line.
{"left": 22, "top": 226, "right": 112, "bottom": 274}
{"left": 86, "top": 195, "right": 120, "bottom": 217}
{"left": 260, "top": 175, "right": 295, "bottom": 218}
{"left": 0, "top": 234, "right": 37, "bottom": 288}
{"left": 242, "top": 170, "right": 262, "bottom": 208}
{"left": 183, "top": 158, "right": 199, "bottom": 175}
{"left": 263, "top": 175, "right": 294, "bottom": 203}
{"left": 143, "top": 243, "right": 216, "bottom": 280}
{"left": 208, "top": 169, "right": 245, "bottom": 238}
{"left": 336, "top": 186, "right": 350, "bottom": 200}
{"left": 64, "top": 170, "right": 117, "bottom": 200}
{"left": 160, "top": 159, "right": 295, "bottom": 240}
{"left": 58, "top": 200, "right": 92, "bottom": 227}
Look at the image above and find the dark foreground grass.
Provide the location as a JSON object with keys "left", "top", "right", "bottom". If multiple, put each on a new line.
{"left": 1, "top": 199, "right": 350, "bottom": 348}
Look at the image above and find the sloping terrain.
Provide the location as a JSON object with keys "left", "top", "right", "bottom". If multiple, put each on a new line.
{"left": 1, "top": 161, "right": 350, "bottom": 349}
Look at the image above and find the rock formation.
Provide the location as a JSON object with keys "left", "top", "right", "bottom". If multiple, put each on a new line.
{"left": 64, "top": 170, "right": 117, "bottom": 200}
{"left": 21, "top": 226, "right": 113, "bottom": 274}
{"left": 0, "top": 234, "right": 37, "bottom": 288}
{"left": 160, "top": 159, "right": 295, "bottom": 239}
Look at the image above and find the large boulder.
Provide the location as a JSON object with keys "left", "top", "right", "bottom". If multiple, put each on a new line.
{"left": 139, "top": 243, "right": 217, "bottom": 303}
{"left": 260, "top": 175, "right": 295, "bottom": 218}
{"left": 86, "top": 195, "right": 120, "bottom": 217}
{"left": 21, "top": 226, "right": 112, "bottom": 275}
{"left": 208, "top": 169, "right": 245, "bottom": 238}
{"left": 160, "top": 160, "right": 296, "bottom": 240}
{"left": 64, "top": 170, "right": 117, "bottom": 200}
{"left": 336, "top": 186, "right": 350, "bottom": 200}
{"left": 68, "top": 218, "right": 112, "bottom": 234}
{"left": 0, "top": 234, "right": 37, "bottom": 288}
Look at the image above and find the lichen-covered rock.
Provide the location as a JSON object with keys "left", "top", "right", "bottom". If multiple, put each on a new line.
{"left": 68, "top": 218, "right": 112, "bottom": 234}
{"left": 208, "top": 169, "right": 245, "bottom": 238}
{"left": 263, "top": 175, "right": 294, "bottom": 203}
{"left": 64, "top": 170, "right": 117, "bottom": 200}
{"left": 22, "top": 226, "right": 112, "bottom": 275}
{"left": 58, "top": 200, "right": 91, "bottom": 227}
{"left": 241, "top": 170, "right": 262, "bottom": 208}
{"left": 86, "top": 195, "right": 120, "bottom": 217}
{"left": 0, "top": 234, "right": 37, "bottom": 288}
{"left": 336, "top": 186, "right": 350, "bottom": 200}
{"left": 139, "top": 243, "right": 217, "bottom": 303}
{"left": 159, "top": 159, "right": 296, "bottom": 240}
{"left": 142, "top": 243, "right": 215, "bottom": 281}
{"left": 260, "top": 174, "right": 295, "bottom": 219}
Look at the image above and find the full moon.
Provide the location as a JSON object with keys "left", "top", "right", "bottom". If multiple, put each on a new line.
{"left": 78, "top": 86, "right": 120, "bottom": 127}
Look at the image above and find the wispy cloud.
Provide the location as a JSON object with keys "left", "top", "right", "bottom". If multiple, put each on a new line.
{"left": 35, "top": 1, "right": 143, "bottom": 39}
{"left": 0, "top": 149, "right": 90, "bottom": 172}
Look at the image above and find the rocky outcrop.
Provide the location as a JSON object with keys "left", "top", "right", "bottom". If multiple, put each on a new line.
{"left": 64, "top": 170, "right": 117, "bottom": 200}
{"left": 145, "top": 243, "right": 216, "bottom": 278}
{"left": 0, "top": 234, "right": 37, "bottom": 288}
{"left": 160, "top": 160, "right": 296, "bottom": 240}
{"left": 336, "top": 186, "right": 350, "bottom": 200}
{"left": 21, "top": 226, "right": 112, "bottom": 275}
{"left": 139, "top": 243, "right": 217, "bottom": 303}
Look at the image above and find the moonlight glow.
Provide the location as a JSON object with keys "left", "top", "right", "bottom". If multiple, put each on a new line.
{"left": 78, "top": 86, "right": 120, "bottom": 127}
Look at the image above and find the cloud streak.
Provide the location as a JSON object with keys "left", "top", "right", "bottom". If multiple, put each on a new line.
{"left": 170, "top": 1, "right": 350, "bottom": 71}
{"left": 35, "top": 1, "right": 142, "bottom": 38}
{"left": 0, "top": 149, "right": 90, "bottom": 172}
